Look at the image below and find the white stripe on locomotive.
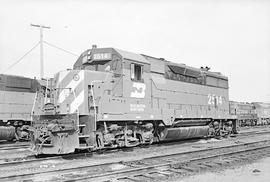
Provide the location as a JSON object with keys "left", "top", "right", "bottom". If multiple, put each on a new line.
{"left": 56, "top": 71, "right": 69, "bottom": 88}
{"left": 70, "top": 90, "right": 84, "bottom": 113}
{"left": 58, "top": 71, "right": 84, "bottom": 104}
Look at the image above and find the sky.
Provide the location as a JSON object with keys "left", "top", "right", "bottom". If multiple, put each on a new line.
{"left": 0, "top": 0, "right": 269, "bottom": 103}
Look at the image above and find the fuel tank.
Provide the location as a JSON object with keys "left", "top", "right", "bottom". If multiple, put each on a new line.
{"left": 0, "top": 126, "right": 15, "bottom": 141}
{"left": 159, "top": 126, "right": 209, "bottom": 141}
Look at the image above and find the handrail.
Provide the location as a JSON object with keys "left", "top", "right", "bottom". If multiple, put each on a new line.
{"left": 31, "top": 91, "right": 38, "bottom": 125}
{"left": 90, "top": 80, "right": 104, "bottom": 123}
{"left": 44, "top": 78, "right": 49, "bottom": 104}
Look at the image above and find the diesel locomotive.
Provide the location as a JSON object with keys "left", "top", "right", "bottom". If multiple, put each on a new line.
{"left": 0, "top": 74, "right": 43, "bottom": 141}
{"left": 252, "top": 102, "right": 270, "bottom": 125}
{"left": 229, "top": 101, "right": 257, "bottom": 126}
{"left": 229, "top": 101, "right": 270, "bottom": 126}
{"left": 30, "top": 46, "right": 237, "bottom": 155}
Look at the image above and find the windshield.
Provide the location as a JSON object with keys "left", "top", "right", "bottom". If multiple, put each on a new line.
{"left": 85, "top": 60, "right": 111, "bottom": 71}
{"left": 82, "top": 58, "right": 121, "bottom": 73}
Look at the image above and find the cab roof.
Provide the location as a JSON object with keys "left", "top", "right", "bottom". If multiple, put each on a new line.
{"left": 114, "top": 48, "right": 149, "bottom": 64}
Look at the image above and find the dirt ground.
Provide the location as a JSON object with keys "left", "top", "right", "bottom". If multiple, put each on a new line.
{"left": 176, "top": 157, "right": 270, "bottom": 182}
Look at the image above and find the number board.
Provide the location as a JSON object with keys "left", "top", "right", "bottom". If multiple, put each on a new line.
{"left": 93, "top": 53, "right": 112, "bottom": 60}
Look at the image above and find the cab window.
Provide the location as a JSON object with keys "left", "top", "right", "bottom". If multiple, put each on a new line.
{"left": 131, "top": 63, "right": 143, "bottom": 82}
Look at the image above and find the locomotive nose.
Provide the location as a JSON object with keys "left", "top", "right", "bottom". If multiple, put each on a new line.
{"left": 30, "top": 69, "right": 111, "bottom": 155}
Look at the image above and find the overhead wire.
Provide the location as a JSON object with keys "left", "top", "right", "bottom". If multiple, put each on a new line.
{"left": 43, "top": 41, "right": 79, "bottom": 57}
{"left": 1, "top": 40, "right": 79, "bottom": 74}
{"left": 1, "top": 41, "right": 40, "bottom": 74}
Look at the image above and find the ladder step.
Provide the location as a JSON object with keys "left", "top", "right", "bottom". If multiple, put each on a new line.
{"left": 78, "top": 134, "right": 90, "bottom": 138}
{"left": 78, "top": 146, "right": 93, "bottom": 150}
{"left": 78, "top": 144, "right": 93, "bottom": 149}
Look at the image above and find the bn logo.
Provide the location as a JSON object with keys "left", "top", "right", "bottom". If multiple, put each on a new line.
{"left": 130, "top": 82, "right": 146, "bottom": 98}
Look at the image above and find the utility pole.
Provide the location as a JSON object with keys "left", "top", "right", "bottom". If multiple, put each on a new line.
{"left": 30, "top": 24, "right": 50, "bottom": 79}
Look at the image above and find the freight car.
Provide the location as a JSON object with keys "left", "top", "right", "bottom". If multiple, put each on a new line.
{"left": 30, "top": 46, "right": 237, "bottom": 155}
{"left": 0, "top": 74, "right": 43, "bottom": 141}
{"left": 229, "top": 101, "right": 257, "bottom": 126}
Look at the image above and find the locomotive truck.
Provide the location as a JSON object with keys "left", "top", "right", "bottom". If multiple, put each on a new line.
{"left": 30, "top": 46, "right": 237, "bottom": 155}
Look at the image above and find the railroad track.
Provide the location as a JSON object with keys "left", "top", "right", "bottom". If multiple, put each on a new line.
{"left": 237, "top": 128, "right": 270, "bottom": 137}
{"left": 92, "top": 142, "right": 270, "bottom": 182}
{"left": 0, "top": 126, "right": 267, "bottom": 154}
{"left": 1, "top": 137, "right": 270, "bottom": 182}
